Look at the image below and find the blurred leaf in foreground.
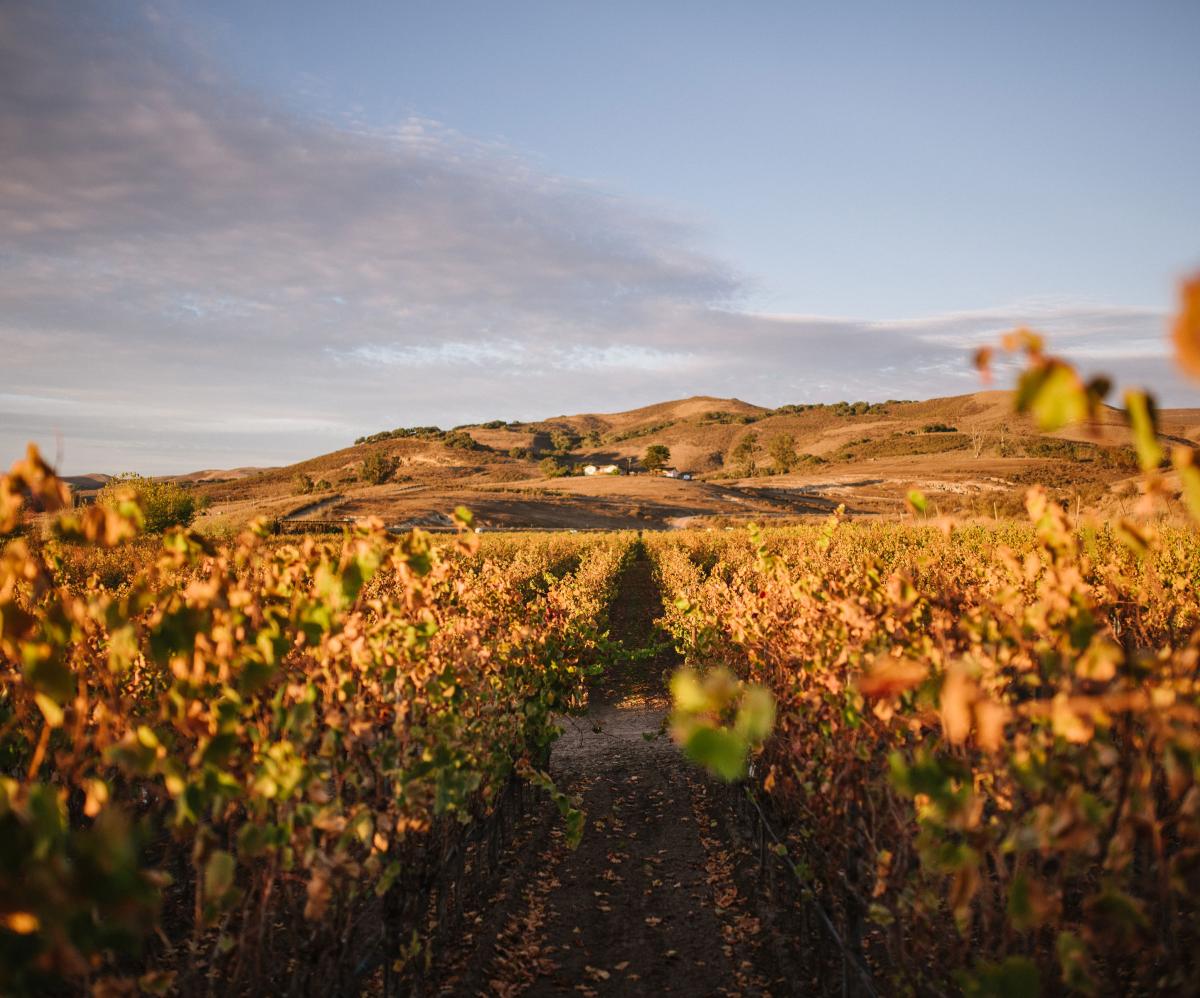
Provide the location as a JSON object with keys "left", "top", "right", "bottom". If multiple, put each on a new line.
{"left": 1173, "top": 275, "right": 1200, "bottom": 378}
{"left": 669, "top": 667, "right": 775, "bottom": 781}
{"left": 1124, "top": 389, "right": 1163, "bottom": 472}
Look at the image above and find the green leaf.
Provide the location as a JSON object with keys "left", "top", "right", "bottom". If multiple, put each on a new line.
{"left": 734, "top": 685, "right": 776, "bottom": 744}
{"left": 669, "top": 668, "right": 708, "bottom": 714}
{"left": 1056, "top": 931, "right": 1095, "bottom": 995}
{"left": 1017, "top": 361, "right": 1088, "bottom": 431}
{"left": 1124, "top": 389, "right": 1163, "bottom": 471}
{"left": 1007, "top": 872, "right": 1036, "bottom": 932}
{"left": 22, "top": 643, "right": 74, "bottom": 702}
{"left": 683, "top": 726, "right": 748, "bottom": 782}
{"left": 204, "top": 850, "right": 236, "bottom": 902}
{"left": 958, "top": 956, "right": 1040, "bottom": 998}
{"left": 33, "top": 692, "right": 65, "bottom": 728}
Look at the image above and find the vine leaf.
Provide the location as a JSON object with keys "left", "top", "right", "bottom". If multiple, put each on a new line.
{"left": 1173, "top": 275, "right": 1200, "bottom": 378}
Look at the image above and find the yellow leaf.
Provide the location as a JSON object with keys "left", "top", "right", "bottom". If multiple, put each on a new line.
{"left": 1076, "top": 638, "right": 1121, "bottom": 683}
{"left": 2, "top": 912, "right": 39, "bottom": 934}
{"left": 1002, "top": 327, "right": 1044, "bottom": 356}
{"left": 33, "top": 692, "right": 64, "bottom": 728}
{"left": 1051, "top": 694, "right": 1093, "bottom": 744}
{"left": 84, "top": 778, "right": 109, "bottom": 818}
{"left": 949, "top": 863, "right": 980, "bottom": 931}
{"left": 973, "top": 346, "right": 994, "bottom": 383}
{"left": 940, "top": 667, "right": 974, "bottom": 745}
{"left": 1173, "top": 445, "right": 1200, "bottom": 522}
{"left": 974, "top": 699, "right": 1009, "bottom": 754}
{"left": 304, "top": 865, "right": 333, "bottom": 921}
{"left": 858, "top": 657, "right": 928, "bottom": 698}
{"left": 1173, "top": 275, "right": 1200, "bottom": 378}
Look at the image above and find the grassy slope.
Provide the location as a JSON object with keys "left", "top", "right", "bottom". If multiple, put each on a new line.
{"left": 183, "top": 392, "right": 1200, "bottom": 529}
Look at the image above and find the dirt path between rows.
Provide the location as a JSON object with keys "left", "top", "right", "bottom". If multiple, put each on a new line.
{"left": 429, "top": 547, "right": 805, "bottom": 996}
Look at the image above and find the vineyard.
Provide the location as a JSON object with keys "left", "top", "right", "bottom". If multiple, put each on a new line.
{"left": 0, "top": 463, "right": 634, "bottom": 995}
{"left": 649, "top": 513, "right": 1200, "bottom": 994}
{"left": 3, "top": 456, "right": 1200, "bottom": 995}
{"left": 3, "top": 298, "right": 1200, "bottom": 995}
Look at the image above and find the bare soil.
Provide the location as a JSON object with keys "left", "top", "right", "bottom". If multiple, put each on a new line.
{"left": 427, "top": 548, "right": 806, "bottom": 996}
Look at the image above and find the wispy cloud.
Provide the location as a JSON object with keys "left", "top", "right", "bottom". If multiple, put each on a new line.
{"left": 1, "top": 1, "right": 1194, "bottom": 473}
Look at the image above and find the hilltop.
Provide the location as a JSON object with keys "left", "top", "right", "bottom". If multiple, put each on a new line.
{"left": 152, "top": 391, "right": 1200, "bottom": 532}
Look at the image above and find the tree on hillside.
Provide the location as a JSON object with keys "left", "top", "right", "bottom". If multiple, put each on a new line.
{"left": 293, "top": 473, "right": 314, "bottom": 495}
{"left": 97, "top": 474, "right": 197, "bottom": 533}
{"left": 550, "top": 429, "right": 581, "bottom": 453}
{"left": 730, "top": 432, "right": 758, "bottom": 476}
{"left": 360, "top": 451, "right": 396, "bottom": 485}
{"left": 539, "top": 456, "right": 568, "bottom": 478}
{"left": 642, "top": 444, "right": 671, "bottom": 472}
{"left": 767, "top": 433, "right": 797, "bottom": 473}
{"left": 443, "top": 430, "right": 480, "bottom": 450}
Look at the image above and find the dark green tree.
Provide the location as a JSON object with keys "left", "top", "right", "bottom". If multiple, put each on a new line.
{"left": 642, "top": 444, "right": 671, "bottom": 471}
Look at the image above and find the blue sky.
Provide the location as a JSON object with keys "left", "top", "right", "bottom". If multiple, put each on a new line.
{"left": 2, "top": 0, "right": 1198, "bottom": 473}
{"left": 189, "top": 0, "right": 1200, "bottom": 316}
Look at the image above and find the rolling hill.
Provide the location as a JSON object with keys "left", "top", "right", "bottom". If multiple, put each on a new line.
{"left": 168, "top": 391, "right": 1200, "bottom": 532}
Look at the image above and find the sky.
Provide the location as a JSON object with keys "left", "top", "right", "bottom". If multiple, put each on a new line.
{"left": 2, "top": 0, "right": 1198, "bottom": 474}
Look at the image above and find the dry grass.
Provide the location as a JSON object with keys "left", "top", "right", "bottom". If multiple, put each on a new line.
{"left": 179, "top": 392, "right": 1199, "bottom": 531}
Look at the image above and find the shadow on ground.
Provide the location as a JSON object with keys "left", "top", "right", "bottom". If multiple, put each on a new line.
{"left": 427, "top": 545, "right": 807, "bottom": 996}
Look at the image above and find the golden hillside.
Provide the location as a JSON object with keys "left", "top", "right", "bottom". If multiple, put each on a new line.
{"left": 183, "top": 391, "right": 1199, "bottom": 532}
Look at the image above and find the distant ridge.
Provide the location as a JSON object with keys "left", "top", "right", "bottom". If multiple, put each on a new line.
{"left": 178, "top": 389, "right": 1197, "bottom": 506}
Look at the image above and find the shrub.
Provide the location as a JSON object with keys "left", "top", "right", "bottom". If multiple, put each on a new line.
{"left": 96, "top": 474, "right": 196, "bottom": 533}
{"left": 607, "top": 420, "right": 677, "bottom": 443}
{"left": 539, "top": 456, "right": 568, "bottom": 478}
{"left": 698, "top": 410, "right": 752, "bottom": 425}
{"left": 293, "top": 473, "right": 314, "bottom": 495}
{"left": 354, "top": 425, "right": 443, "bottom": 445}
{"left": 549, "top": 429, "right": 580, "bottom": 453}
{"left": 443, "top": 431, "right": 479, "bottom": 451}
{"left": 360, "top": 451, "right": 396, "bottom": 485}
{"left": 922, "top": 422, "right": 957, "bottom": 433}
